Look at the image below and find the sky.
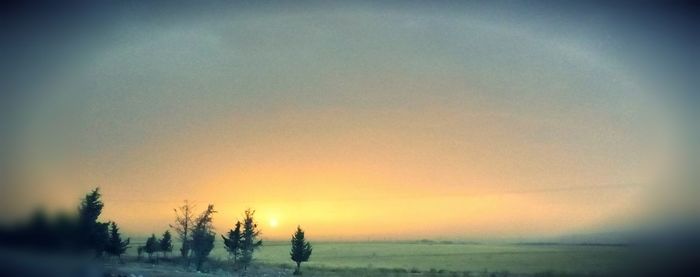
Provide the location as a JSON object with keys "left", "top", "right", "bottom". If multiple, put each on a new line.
{"left": 1, "top": 1, "right": 698, "bottom": 240}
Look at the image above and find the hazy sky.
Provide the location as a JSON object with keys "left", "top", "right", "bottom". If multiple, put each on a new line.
{"left": 1, "top": 1, "right": 697, "bottom": 240}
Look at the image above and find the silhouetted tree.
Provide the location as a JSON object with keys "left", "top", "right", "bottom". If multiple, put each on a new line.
{"left": 145, "top": 234, "right": 159, "bottom": 261}
{"left": 191, "top": 204, "right": 216, "bottom": 272}
{"left": 106, "top": 222, "right": 130, "bottom": 261}
{"left": 222, "top": 221, "right": 243, "bottom": 264}
{"left": 239, "top": 209, "right": 263, "bottom": 271}
{"left": 159, "top": 230, "right": 173, "bottom": 258}
{"left": 171, "top": 200, "right": 195, "bottom": 263}
{"left": 0, "top": 188, "right": 128, "bottom": 255}
{"left": 77, "top": 188, "right": 109, "bottom": 256}
{"left": 94, "top": 223, "right": 109, "bottom": 256}
{"left": 290, "top": 225, "right": 313, "bottom": 275}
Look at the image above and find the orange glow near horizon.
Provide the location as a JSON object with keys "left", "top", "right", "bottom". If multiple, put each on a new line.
{"left": 87, "top": 160, "right": 647, "bottom": 240}
{"left": 5, "top": 104, "right": 668, "bottom": 240}
{"left": 1, "top": 8, "right": 681, "bottom": 241}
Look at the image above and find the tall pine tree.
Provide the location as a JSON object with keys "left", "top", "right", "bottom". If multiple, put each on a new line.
{"left": 239, "top": 209, "right": 262, "bottom": 271}
{"left": 159, "top": 230, "right": 173, "bottom": 258}
{"left": 290, "top": 226, "right": 313, "bottom": 275}
{"left": 191, "top": 204, "right": 216, "bottom": 272}
{"left": 145, "top": 234, "right": 159, "bottom": 261}
{"left": 106, "top": 222, "right": 130, "bottom": 261}
{"left": 222, "top": 221, "right": 242, "bottom": 264}
{"left": 77, "top": 188, "right": 109, "bottom": 256}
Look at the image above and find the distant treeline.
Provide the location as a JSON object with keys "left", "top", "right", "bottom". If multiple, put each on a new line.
{"left": 513, "top": 242, "right": 630, "bottom": 247}
{"left": 0, "top": 188, "right": 129, "bottom": 259}
{"left": 0, "top": 187, "right": 314, "bottom": 275}
{"left": 414, "top": 239, "right": 481, "bottom": 245}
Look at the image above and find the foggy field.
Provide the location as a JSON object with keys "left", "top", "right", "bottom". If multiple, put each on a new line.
{"left": 129, "top": 241, "right": 629, "bottom": 275}
{"left": 4, "top": 1, "right": 697, "bottom": 276}
{"left": 255, "top": 242, "right": 628, "bottom": 274}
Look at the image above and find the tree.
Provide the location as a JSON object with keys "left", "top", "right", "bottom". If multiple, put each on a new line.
{"left": 222, "top": 221, "right": 243, "bottom": 263}
{"left": 191, "top": 204, "right": 216, "bottom": 272}
{"left": 77, "top": 188, "right": 109, "bottom": 256}
{"left": 290, "top": 226, "right": 313, "bottom": 275}
{"left": 94, "top": 222, "right": 109, "bottom": 256}
{"left": 145, "top": 234, "right": 159, "bottom": 261}
{"left": 239, "top": 209, "right": 263, "bottom": 271}
{"left": 106, "top": 222, "right": 130, "bottom": 261}
{"left": 171, "top": 200, "right": 195, "bottom": 262}
{"left": 159, "top": 230, "right": 173, "bottom": 258}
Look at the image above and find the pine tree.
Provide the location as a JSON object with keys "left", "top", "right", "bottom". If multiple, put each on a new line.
{"left": 239, "top": 209, "right": 263, "bottom": 271}
{"left": 191, "top": 204, "right": 216, "bottom": 272}
{"left": 222, "top": 221, "right": 242, "bottom": 263}
{"left": 106, "top": 222, "right": 130, "bottom": 261}
{"left": 145, "top": 234, "right": 159, "bottom": 261}
{"left": 159, "top": 230, "right": 173, "bottom": 258}
{"left": 290, "top": 225, "right": 313, "bottom": 275}
{"left": 77, "top": 188, "right": 109, "bottom": 256}
{"left": 171, "top": 200, "right": 195, "bottom": 263}
{"left": 95, "top": 222, "right": 109, "bottom": 256}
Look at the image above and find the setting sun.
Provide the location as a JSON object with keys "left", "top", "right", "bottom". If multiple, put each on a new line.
{"left": 269, "top": 217, "right": 279, "bottom": 228}
{"left": 1, "top": 1, "right": 697, "bottom": 276}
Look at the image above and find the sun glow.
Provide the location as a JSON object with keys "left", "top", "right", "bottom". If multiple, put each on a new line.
{"left": 269, "top": 217, "right": 279, "bottom": 228}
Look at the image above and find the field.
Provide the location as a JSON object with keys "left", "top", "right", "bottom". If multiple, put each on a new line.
{"left": 129, "top": 240, "right": 630, "bottom": 275}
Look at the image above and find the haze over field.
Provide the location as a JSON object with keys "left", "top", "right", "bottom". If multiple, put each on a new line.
{"left": 1, "top": 1, "right": 697, "bottom": 242}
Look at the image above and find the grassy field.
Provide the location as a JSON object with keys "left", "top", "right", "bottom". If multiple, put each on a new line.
{"left": 129, "top": 240, "right": 629, "bottom": 275}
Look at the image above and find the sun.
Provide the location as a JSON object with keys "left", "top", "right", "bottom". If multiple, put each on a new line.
{"left": 269, "top": 217, "right": 279, "bottom": 228}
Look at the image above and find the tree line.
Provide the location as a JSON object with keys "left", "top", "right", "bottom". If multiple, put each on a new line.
{"left": 0, "top": 188, "right": 129, "bottom": 260}
{"left": 0, "top": 188, "right": 315, "bottom": 275}
{"left": 137, "top": 230, "right": 173, "bottom": 261}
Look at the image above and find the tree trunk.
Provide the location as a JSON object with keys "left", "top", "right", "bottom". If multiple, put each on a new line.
{"left": 294, "top": 262, "right": 301, "bottom": 275}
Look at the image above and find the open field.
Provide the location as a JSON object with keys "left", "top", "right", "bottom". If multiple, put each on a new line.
{"left": 128, "top": 241, "right": 630, "bottom": 275}
{"left": 255, "top": 242, "right": 629, "bottom": 275}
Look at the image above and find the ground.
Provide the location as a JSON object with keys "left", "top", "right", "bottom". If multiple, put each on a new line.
{"left": 114, "top": 241, "right": 630, "bottom": 276}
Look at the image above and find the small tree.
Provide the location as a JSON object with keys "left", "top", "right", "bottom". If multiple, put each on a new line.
{"left": 106, "top": 222, "right": 130, "bottom": 262}
{"left": 159, "top": 230, "right": 173, "bottom": 258}
{"left": 171, "top": 200, "right": 195, "bottom": 263}
{"left": 222, "top": 221, "right": 242, "bottom": 263}
{"left": 290, "top": 226, "right": 313, "bottom": 275}
{"left": 239, "top": 209, "right": 262, "bottom": 271}
{"left": 145, "top": 234, "right": 159, "bottom": 262}
{"left": 191, "top": 204, "right": 216, "bottom": 272}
